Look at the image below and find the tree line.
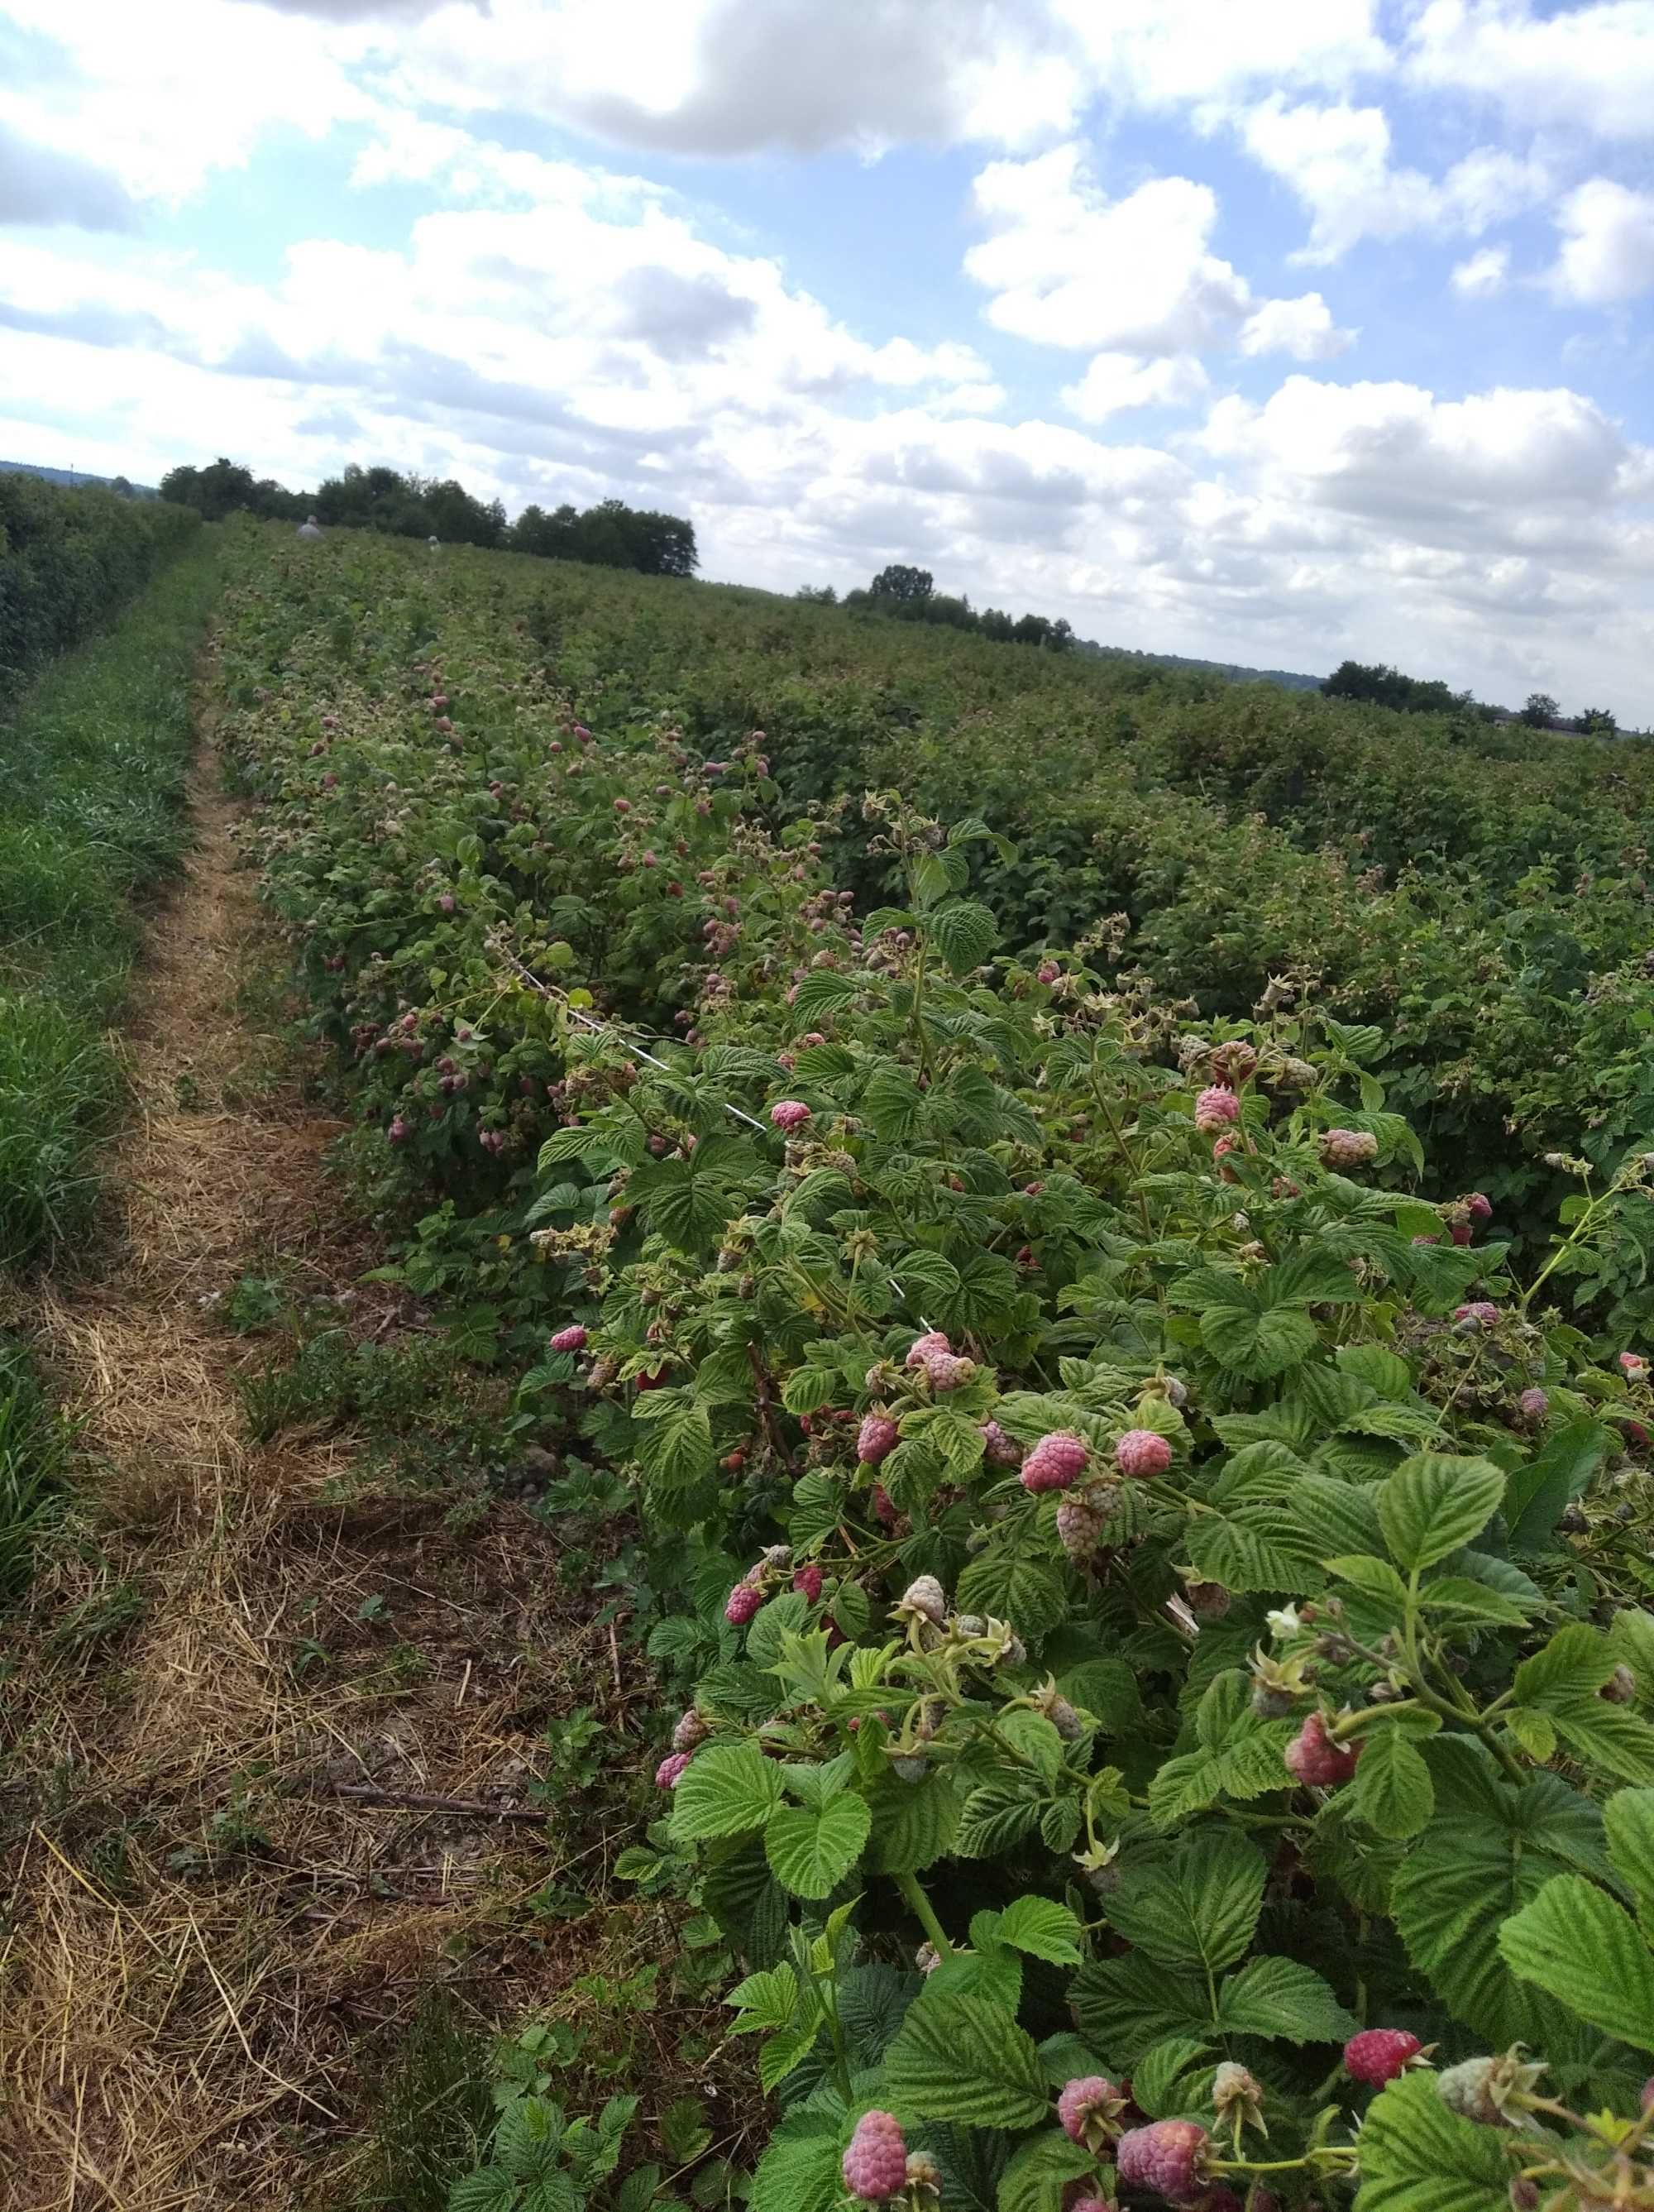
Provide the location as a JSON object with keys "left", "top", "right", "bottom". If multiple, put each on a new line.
{"left": 798, "top": 563, "right": 1077, "bottom": 652}
{"left": 1323, "top": 659, "right": 1621, "bottom": 736}
{"left": 156, "top": 457, "right": 696, "bottom": 577}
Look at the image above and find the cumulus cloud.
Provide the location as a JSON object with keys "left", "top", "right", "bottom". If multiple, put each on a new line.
{"left": 966, "top": 148, "right": 1255, "bottom": 353}
{"left": 1238, "top": 96, "right": 1549, "bottom": 261}
{"left": 1405, "top": 0, "right": 1654, "bottom": 142}
{"left": 1237, "top": 292, "right": 1355, "bottom": 360}
{"left": 1452, "top": 245, "right": 1511, "bottom": 297}
{"left": 1550, "top": 178, "right": 1654, "bottom": 304}
{"left": 1062, "top": 353, "right": 1210, "bottom": 421}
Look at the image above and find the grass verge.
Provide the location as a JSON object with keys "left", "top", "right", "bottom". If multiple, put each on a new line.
{"left": 0, "top": 529, "right": 222, "bottom": 1270}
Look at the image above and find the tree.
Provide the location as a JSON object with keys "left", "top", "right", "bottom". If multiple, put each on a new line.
{"left": 795, "top": 584, "right": 838, "bottom": 605}
{"left": 1576, "top": 706, "right": 1618, "bottom": 737}
{"left": 868, "top": 563, "right": 934, "bottom": 606}
{"left": 1520, "top": 692, "right": 1559, "bottom": 727}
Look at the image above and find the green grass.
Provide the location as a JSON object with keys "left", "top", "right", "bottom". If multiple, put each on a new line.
{"left": 0, "top": 533, "right": 223, "bottom": 1271}
{"left": 0, "top": 1335, "right": 70, "bottom": 1601}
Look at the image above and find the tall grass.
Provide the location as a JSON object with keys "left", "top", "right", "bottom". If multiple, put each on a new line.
{"left": 0, "top": 1335, "right": 69, "bottom": 1599}
{"left": 0, "top": 534, "right": 222, "bottom": 1271}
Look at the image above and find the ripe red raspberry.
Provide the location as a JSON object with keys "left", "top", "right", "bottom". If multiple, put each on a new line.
{"left": 857, "top": 1414, "right": 899, "bottom": 1465}
{"left": 1116, "top": 1428, "right": 1172, "bottom": 1478}
{"left": 792, "top": 1564, "right": 824, "bottom": 1604}
{"left": 1195, "top": 1084, "right": 1240, "bottom": 1133}
{"left": 655, "top": 1750, "right": 692, "bottom": 1788}
{"left": 1116, "top": 2119, "right": 1211, "bottom": 2205}
{"left": 387, "top": 1116, "right": 409, "bottom": 1143}
{"left": 1036, "top": 960, "right": 1059, "bottom": 984}
{"left": 1465, "top": 1192, "right": 1493, "bottom": 1221}
{"left": 549, "top": 1324, "right": 587, "bottom": 1353}
{"left": 1321, "top": 1128, "right": 1379, "bottom": 1170}
{"left": 724, "top": 1582, "right": 764, "bottom": 1626}
{"left": 1212, "top": 1132, "right": 1241, "bottom": 1181}
{"left": 980, "top": 1419, "right": 1022, "bottom": 1467}
{"left": 770, "top": 1099, "right": 811, "bottom": 1132}
{"left": 1058, "top": 2073, "right": 1126, "bottom": 2147}
{"left": 1285, "top": 1710, "right": 1360, "bottom": 1788}
{"left": 842, "top": 2109, "right": 908, "bottom": 2202}
{"left": 871, "top": 1483, "right": 898, "bottom": 1529}
{"left": 613, "top": 796, "right": 630, "bottom": 812}
{"left": 1021, "top": 1431, "right": 1089, "bottom": 1492}
{"left": 1451, "top": 1223, "right": 1473, "bottom": 1246}
{"left": 1345, "top": 2028, "right": 1422, "bottom": 2084}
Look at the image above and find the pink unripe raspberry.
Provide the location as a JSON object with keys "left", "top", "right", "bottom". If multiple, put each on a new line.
{"left": 1465, "top": 1192, "right": 1493, "bottom": 1222}
{"left": 871, "top": 1483, "right": 897, "bottom": 1529}
{"left": 437, "top": 892, "right": 457, "bottom": 913}
{"left": 1036, "top": 960, "right": 1059, "bottom": 984}
{"left": 1285, "top": 1709, "right": 1360, "bottom": 1788}
{"left": 1058, "top": 2074, "right": 1126, "bottom": 2147}
{"left": 1519, "top": 1386, "right": 1548, "bottom": 1419}
{"left": 387, "top": 1115, "right": 409, "bottom": 1143}
{"left": 1344, "top": 2028, "right": 1423, "bottom": 2085}
{"left": 792, "top": 1564, "right": 824, "bottom": 1603}
{"left": 1622, "top": 1351, "right": 1649, "bottom": 1379}
{"left": 1116, "top": 2119, "right": 1211, "bottom": 2206}
{"left": 980, "top": 1419, "right": 1022, "bottom": 1467}
{"left": 1455, "top": 1301, "right": 1499, "bottom": 1328}
{"left": 724, "top": 1582, "right": 764, "bottom": 1626}
{"left": 613, "top": 796, "right": 630, "bottom": 812}
{"left": 1451, "top": 1223, "right": 1473, "bottom": 1246}
{"left": 1321, "top": 1128, "right": 1379, "bottom": 1170}
{"left": 672, "top": 1709, "right": 709, "bottom": 1753}
{"left": 549, "top": 1324, "right": 588, "bottom": 1353}
{"left": 1194, "top": 1084, "right": 1240, "bottom": 1133}
{"left": 1116, "top": 1428, "right": 1172, "bottom": 1478}
{"left": 1021, "top": 1431, "right": 1089, "bottom": 1492}
{"left": 842, "top": 2109, "right": 908, "bottom": 2202}
{"left": 1056, "top": 1496, "right": 1104, "bottom": 1559}
{"left": 906, "top": 1329, "right": 953, "bottom": 1369}
{"left": 770, "top": 1099, "right": 811, "bottom": 1132}
{"left": 858, "top": 1414, "right": 899, "bottom": 1464}
{"left": 655, "top": 1750, "right": 692, "bottom": 1788}
{"left": 925, "top": 1353, "right": 973, "bottom": 1392}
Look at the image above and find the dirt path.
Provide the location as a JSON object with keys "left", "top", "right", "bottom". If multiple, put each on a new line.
{"left": 0, "top": 711, "right": 689, "bottom": 2207}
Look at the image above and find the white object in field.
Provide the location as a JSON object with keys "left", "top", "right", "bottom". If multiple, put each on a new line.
{"left": 428, "top": 534, "right": 440, "bottom": 552}
{"left": 297, "top": 514, "right": 323, "bottom": 541}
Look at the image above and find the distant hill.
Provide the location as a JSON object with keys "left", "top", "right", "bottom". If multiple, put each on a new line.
{"left": 1075, "top": 638, "right": 1323, "bottom": 692}
{"left": 0, "top": 458, "right": 158, "bottom": 498}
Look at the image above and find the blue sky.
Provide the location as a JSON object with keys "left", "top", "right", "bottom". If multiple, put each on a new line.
{"left": 0, "top": 0, "right": 1651, "bottom": 717}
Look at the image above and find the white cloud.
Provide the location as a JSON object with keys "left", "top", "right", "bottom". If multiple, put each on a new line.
{"left": 1406, "top": 0, "right": 1654, "bottom": 142}
{"left": 0, "top": 0, "right": 374, "bottom": 200}
{"left": 1238, "top": 292, "right": 1355, "bottom": 360}
{"left": 1550, "top": 178, "right": 1654, "bottom": 304}
{"left": 1239, "top": 96, "right": 1549, "bottom": 261}
{"left": 1062, "top": 352, "right": 1210, "bottom": 419}
{"left": 1451, "top": 245, "right": 1512, "bottom": 296}
{"left": 966, "top": 146, "right": 1255, "bottom": 353}
{"left": 1053, "top": 0, "right": 1389, "bottom": 109}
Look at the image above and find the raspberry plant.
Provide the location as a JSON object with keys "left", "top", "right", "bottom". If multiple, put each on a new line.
{"left": 213, "top": 530, "right": 1654, "bottom": 2212}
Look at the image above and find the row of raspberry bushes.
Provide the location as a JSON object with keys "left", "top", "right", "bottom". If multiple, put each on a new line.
{"left": 213, "top": 528, "right": 1654, "bottom": 2212}
{"left": 320, "top": 539, "right": 1654, "bottom": 1319}
{"left": 0, "top": 471, "right": 200, "bottom": 687}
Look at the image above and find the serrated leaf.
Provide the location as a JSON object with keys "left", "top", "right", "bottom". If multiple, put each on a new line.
{"left": 749, "top": 2124, "right": 844, "bottom": 2212}
{"left": 1213, "top": 1956, "right": 1356, "bottom": 2042}
{"left": 881, "top": 1993, "right": 1049, "bottom": 2130}
{"left": 1607, "top": 1788, "right": 1654, "bottom": 1921}
{"left": 1498, "top": 1874, "right": 1654, "bottom": 2051}
{"left": 1186, "top": 1510, "right": 1327, "bottom": 1594}
{"left": 995, "top": 2131, "right": 1097, "bottom": 2212}
{"left": 727, "top": 1965, "right": 801, "bottom": 2034}
{"left": 790, "top": 970, "right": 862, "bottom": 1023}
{"left": 1504, "top": 1418, "right": 1612, "bottom": 1554}
{"left": 1200, "top": 1301, "right": 1318, "bottom": 1379}
{"left": 447, "top": 2171, "right": 516, "bottom": 2212}
{"left": 1351, "top": 1725, "right": 1436, "bottom": 1841}
{"left": 1108, "top": 1831, "right": 1266, "bottom": 1975}
{"left": 1071, "top": 1951, "right": 1210, "bottom": 2062}
{"left": 864, "top": 1769, "right": 961, "bottom": 1873}
{"left": 1355, "top": 2071, "right": 1511, "bottom": 2212}
{"left": 1415, "top": 1576, "right": 1532, "bottom": 1628}
{"left": 1378, "top": 1453, "right": 1506, "bottom": 1572}
{"left": 956, "top": 1551, "right": 1066, "bottom": 1643}
{"left": 992, "top": 1896, "right": 1084, "bottom": 1967}
{"left": 670, "top": 1741, "right": 784, "bottom": 1841}
{"left": 1131, "top": 2034, "right": 1217, "bottom": 2120}
{"left": 764, "top": 1793, "right": 872, "bottom": 1899}
{"left": 956, "top": 1782, "right": 1043, "bottom": 1859}
{"left": 927, "top": 899, "right": 1000, "bottom": 975}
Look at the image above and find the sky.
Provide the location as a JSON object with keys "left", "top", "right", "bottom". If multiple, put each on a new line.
{"left": 1, "top": 2, "right": 1652, "bottom": 719}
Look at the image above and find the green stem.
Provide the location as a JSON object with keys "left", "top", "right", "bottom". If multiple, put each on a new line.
{"left": 895, "top": 1870, "right": 952, "bottom": 1959}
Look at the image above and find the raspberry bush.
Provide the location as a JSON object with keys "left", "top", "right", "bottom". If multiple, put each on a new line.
{"left": 213, "top": 529, "right": 1654, "bottom": 2212}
